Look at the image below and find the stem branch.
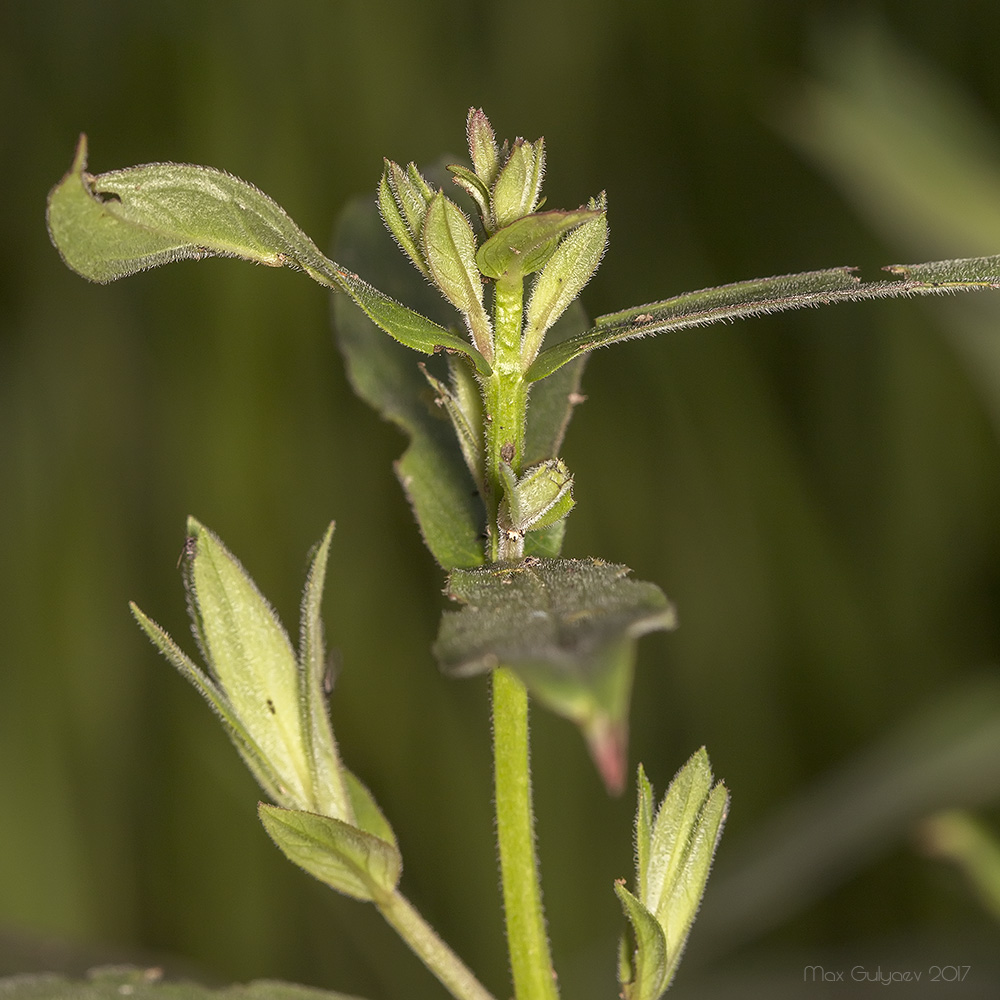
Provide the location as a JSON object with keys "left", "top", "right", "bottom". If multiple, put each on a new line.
{"left": 377, "top": 890, "right": 497, "bottom": 1000}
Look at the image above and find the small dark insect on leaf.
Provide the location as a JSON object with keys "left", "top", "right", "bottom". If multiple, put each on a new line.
{"left": 176, "top": 534, "right": 197, "bottom": 568}
{"left": 266, "top": 698, "right": 276, "bottom": 715}
{"left": 501, "top": 441, "right": 515, "bottom": 463}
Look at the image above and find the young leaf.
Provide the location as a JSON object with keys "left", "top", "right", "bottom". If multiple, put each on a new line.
{"left": 475, "top": 208, "right": 601, "bottom": 280}
{"left": 617, "top": 752, "right": 729, "bottom": 1000}
{"left": 492, "top": 137, "right": 545, "bottom": 228}
{"left": 258, "top": 803, "right": 402, "bottom": 903}
{"left": 466, "top": 107, "right": 500, "bottom": 187}
{"left": 421, "top": 192, "right": 492, "bottom": 352}
{"left": 614, "top": 883, "right": 669, "bottom": 1000}
{"left": 132, "top": 520, "right": 354, "bottom": 821}
{"left": 525, "top": 256, "right": 1000, "bottom": 381}
{"left": 434, "top": 558, "right": 676, "bottom": 793}
{"left": 522, "top": 198, "right": 608, "bottom": 362}
{"left": 47, "top": 136, "right": 489, "bottom": 373}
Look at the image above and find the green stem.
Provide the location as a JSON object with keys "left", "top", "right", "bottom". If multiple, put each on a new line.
{"left": 484, "top": 274, "right": 529, "bottom": 562}
{"left": 377, "top": 890, "right": 498, "bottom": 1000}
{"left": 492, "top": 667, "right": 559, "bottom": 1000}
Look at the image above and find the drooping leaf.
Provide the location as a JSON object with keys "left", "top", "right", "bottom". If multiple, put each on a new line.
{"left": 46, "top": 136, "right": 488, "bottom": 372}
{"left": 332, "top": 193, "right": 486, "bottom": 570}
{"left": 0, "top": 966, "right": 365, "bottom": 1000}
{"left": 434, "top": 558, "right": 676, "bottom": 793}
{"left": 259, "top": 802, "right": 401, "bottom": 903}
{"left": 526, "top": 257, "right": 1000, "bottom": 381}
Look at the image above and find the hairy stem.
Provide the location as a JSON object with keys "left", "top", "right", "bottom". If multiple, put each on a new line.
{"left": 377, "top": 890, "right": 498, "bottom": 1000}
{"left": 484, "top": 274, "right": 528, "bottom": 562}
{"left": 492, "top": 667, "right": 559, "bottom": 1000}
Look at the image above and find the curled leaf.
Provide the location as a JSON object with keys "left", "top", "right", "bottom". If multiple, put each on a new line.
{"left": 434, "top": 558, "right": 676, "bottom": 793}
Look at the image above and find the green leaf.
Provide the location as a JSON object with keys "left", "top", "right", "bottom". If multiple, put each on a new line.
{"left": 619, "top": 752, "right": 729, "bottom": 999}
{"left": 614, "top": 883, "right": 668, "bottom": 1000}
{"left": 333, "top": 191, "right": 487, "bottom": 570}
{"left": 525, "top": 257, "right": 1000, "bottom": 381}
{"left": 475, "top": 208, "right": 600, "bottom": 280}
{"left": 129, "top": 601, "right": 292, "bottom": 809}
{"left": 434, "top": 558, "right": 676, "bottom": 793}
{"left": 466, "top": 108, "right": 500, "bottom": 188}
{"left": 46, "top": 137, "right": 489, "bottom": 373}
{"left": 182, "top": 518, "right": 314, "bottom": 808}
{"left": 492, "top": 137, "right": 545, "bottom": 228}
{"left": 46, "top": 135, "right": 331, "bottom": 281}
{"left": 522, "top": 199, "right": 608, "bottom": 361}
{"left": 0, "top": 967, "right": 366, "bottom": 1000}
{"left": 259, "top": 803, "right": 402, "bottom": 903}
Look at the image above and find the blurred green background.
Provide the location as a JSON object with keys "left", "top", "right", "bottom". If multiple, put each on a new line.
{"left": 4, "top": 1, "right": 1000, "bottom": 997}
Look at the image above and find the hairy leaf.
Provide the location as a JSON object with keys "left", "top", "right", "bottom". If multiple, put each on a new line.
{"left": 259, "top": 803, "right": 401, "bottom": 903}
{"left": 47, "top": 136, "right": 488, "bottom": 372}
{"left": 434, "top": 558, "right": 676, "bottom": 792}
{"left": 526, "top": 257, "right": 1000, "bottom": 380}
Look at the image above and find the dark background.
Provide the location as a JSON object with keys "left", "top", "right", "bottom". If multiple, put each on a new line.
{"left": 3, "top": 2, "right": 1000, "bottom": 997}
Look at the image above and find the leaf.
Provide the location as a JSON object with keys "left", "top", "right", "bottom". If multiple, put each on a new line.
{"left": 614, "top": 884, "right": 669, "bottom": 1000}
{"left": 46, "top": 136, "right": 488, "bottom": 372}
{"left": 525, "top": 257, "right": 1000, "bottom": 381}
{"left": 332, "top": 192, "right": 487, "bottom": 570}
{"left": 182, "top": 518, "right": 312, "bottom": 808}
{"left": 0, "top": 967, "right": 365, "bottom": 1000}
{"left": 522, "top": 199, "right": 608, "bottom": 361}
{"left": 618, "top": 753, "right": 729, "bottom": 1000}
{"left": 492, "top": 138, "right": 545, "bottom": 228}
{"left": 433, "top": 558, "right": 676, "bottom": 793}
{"left": 259, "top": 802, "right": 402, "bottom": 903}
{"left": 475, "top": 208, "right": 600, "bottom": 280}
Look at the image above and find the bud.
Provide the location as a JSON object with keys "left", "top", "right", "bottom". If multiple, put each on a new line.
{"left": 378, "top": 159, "right": 435, "bottom": 278}
{"left": 467, "top": 107, "right": 500, "bottom": 187}
{"left": 492, "top": 136, "right": 545, "bottom": 229}
{"left": 499, "top": 458, "right": 575, "bottom": 539}
{"left": 421, "top": 191, "right": 493, "bottom": 349}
